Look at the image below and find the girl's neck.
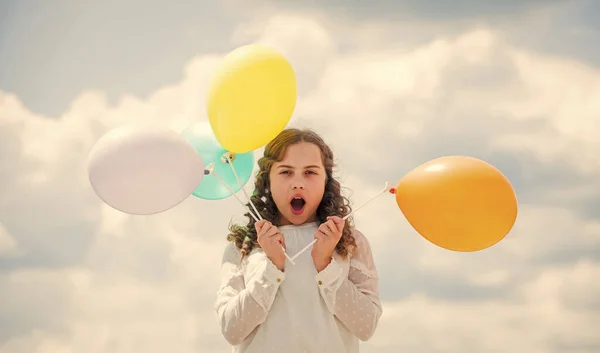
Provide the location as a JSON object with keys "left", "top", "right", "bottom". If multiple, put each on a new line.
{"left": 278, "top": 221, "right": 318, "bottom": 231}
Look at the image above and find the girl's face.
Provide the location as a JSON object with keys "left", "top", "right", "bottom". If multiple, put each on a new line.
{"left": 269, "top": 141, "right": 327, "bottom": 226}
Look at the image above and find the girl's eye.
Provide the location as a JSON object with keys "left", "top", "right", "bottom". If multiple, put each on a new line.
{"left": 306, "top": 170, "right": 317, "bottom": 175}
{"left": 280, "top": 170, "right": 291, "bottom": 175}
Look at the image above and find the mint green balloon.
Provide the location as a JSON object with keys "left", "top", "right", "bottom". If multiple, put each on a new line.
{"left": 181, "top": 121, "right": 255, "bottom": 200}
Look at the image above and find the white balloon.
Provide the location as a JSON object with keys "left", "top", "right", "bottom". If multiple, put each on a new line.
{"left": 87, "top": 124, "right": 205, "bottom": 215}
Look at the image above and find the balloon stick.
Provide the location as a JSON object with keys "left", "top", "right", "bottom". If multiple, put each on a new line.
{"left": 205, "top": 163, "right": 259, "bottom": 221}
{"left": 222, "top": 152, "right": 264, "bottom": 221}
{"left": 208, "top": 159, "right": 296, "bottom": 265}
{"left": 289, "top": 181, "right": 391, "bottom": 262}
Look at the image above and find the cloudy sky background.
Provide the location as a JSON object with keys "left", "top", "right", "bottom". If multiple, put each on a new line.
{"left": 1, "top": 0, "right": 599, "bottom": 352}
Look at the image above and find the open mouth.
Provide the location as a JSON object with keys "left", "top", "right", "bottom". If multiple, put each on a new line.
{"left": 290, "top": 196, "right": 306, "bottom": 215}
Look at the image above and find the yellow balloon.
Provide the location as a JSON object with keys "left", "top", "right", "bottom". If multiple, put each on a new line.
{"left": 206, "top": 44, "right": 297, "bottom": 153}
{"left": 395, "top": 156, "right": 518, "bottom": 252}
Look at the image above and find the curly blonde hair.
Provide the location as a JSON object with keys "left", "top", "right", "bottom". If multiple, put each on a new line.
{"left": 227, "top": 128, "right": 356, "bottom": 261}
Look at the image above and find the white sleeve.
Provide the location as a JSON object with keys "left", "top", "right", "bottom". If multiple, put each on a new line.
{"left": 314, "top": 229, "right": 383, "bottom": 341}
{"left": 214, "top": 243, "right": 286, "bottom": 345}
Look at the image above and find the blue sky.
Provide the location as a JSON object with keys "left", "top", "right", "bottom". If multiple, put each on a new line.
{"left": 1, "top": 1, "right": 599, "bottom": 353}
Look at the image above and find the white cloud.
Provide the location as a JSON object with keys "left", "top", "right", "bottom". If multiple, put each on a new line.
{"left": 1, "top": 11, "right": 599, "bottom": 353}
{"left": 365, "top": 261, "right": 600, "bottom": 353}
{"left": 0, "top": 223, "right": 17, "bottom": 256}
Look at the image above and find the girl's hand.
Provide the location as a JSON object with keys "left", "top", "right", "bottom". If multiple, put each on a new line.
{"left": 255, "top": 220, "right": 286, "bottom": 271}
{"left": 311, "top": 216, "right": 344, "bottom": 272}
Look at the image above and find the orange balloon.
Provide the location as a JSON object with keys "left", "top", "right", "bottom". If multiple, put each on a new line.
{"left": 395, "top": 156, "right": 518, "bottom": 252}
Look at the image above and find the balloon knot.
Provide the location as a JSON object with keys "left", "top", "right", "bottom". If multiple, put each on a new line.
{"left": 389, "top": 187, "right": 396, "bottom": 194}
{"left": 221, "top": 152, "right": 236, "bottom": 164}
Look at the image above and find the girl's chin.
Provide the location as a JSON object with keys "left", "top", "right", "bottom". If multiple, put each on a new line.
{"left": 280, "top": 211, "right": 317, "bottom": 226}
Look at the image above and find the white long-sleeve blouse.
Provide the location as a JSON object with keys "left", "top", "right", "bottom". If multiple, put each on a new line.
{"left": 214, "top": 222, "right": 382, "bottom": 353}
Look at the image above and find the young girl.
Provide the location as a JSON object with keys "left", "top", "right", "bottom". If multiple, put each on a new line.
{"left": 215, "top": 128, "right": 382, "bottom": 353}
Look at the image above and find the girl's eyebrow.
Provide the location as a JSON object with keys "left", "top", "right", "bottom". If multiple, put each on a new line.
{"left": 276, "top": 164, "right": 322, "bottom": 169}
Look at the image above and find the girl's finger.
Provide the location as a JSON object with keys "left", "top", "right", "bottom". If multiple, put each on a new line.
{"left": 263, "top": 222, "right": 275, "bottom": 234}
{"left": 274, "top": 233, "right": 285, "bottom": 247}
{"left": 280, "top": 238, "right": 286, "bottom": 250}
{"left": 255, "top": 219, "right": 268, "bottom": 234}
{"left": 318, "top": 224, "right": 331, "bottom": 235}
{"left": 264, "top": 225, "right": 279, "bottom": 238}
{"left": 314, "top": 231, "right": 327, "bottom": 242}
{"left": 324, "top": 221, "right": 338, "bottom": 235}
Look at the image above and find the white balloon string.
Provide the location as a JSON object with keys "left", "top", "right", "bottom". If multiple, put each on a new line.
{"left": 342, "top": 180, "right": 389, "bottom": 220}
{"left": 213, "top": 159, "right": 295, "bottom": 265}
{"left": 290, "top": 239, "right": 316, "bottom": 262}
{"left": 206, "top": 163, "right": 260, "bottom": 223}
{"left": 223, "top": 153, "right": 263, "bottom": 221}
{"left": 290, "top": 181, "right": 390, "bottom": 262}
